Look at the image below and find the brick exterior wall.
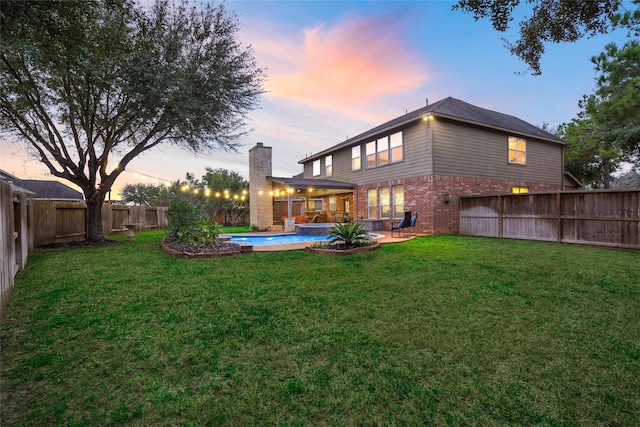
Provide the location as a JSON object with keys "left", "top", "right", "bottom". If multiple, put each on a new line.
{"left": 355, "top": 175, "right": 562, "bottom": 234}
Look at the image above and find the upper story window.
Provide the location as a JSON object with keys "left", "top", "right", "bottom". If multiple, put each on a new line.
{"left": 313, "top": 159, "right": 321, "bottom": 176}
{"left": 366, "top": 141, "right": 376, "bottom": 168}
{"left": 390, "top": 132, "right": 403, "bottom": 162}
{"left": 512, "top": 187, "right": 528, "bottom": 194}
{"left": 365, "top": 131, "right": 403, "bottom": 169}
{"left": 325, "top": 155, "right": 332, "bottom": 177}
{"left": 509, "top": 136, "right": 526, "bottom": 165}
{"left": 377, "top": 137, "right": 389, "bottom": 166}
{"left": 352, "top": 146, "right": 361, "bottom": 171}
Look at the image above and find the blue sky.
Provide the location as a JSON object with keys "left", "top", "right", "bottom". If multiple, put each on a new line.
{"left": 0, "top": 0, "right": 633, "bottom": 196}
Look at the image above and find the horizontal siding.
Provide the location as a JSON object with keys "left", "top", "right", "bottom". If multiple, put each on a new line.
{"left": 303, "top": 121, "right": 433, "bottom": 184}
{"left": 432, "top": 119, "right": 563, "bottom": 185}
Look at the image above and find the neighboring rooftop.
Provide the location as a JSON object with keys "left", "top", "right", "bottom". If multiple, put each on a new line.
{"left": 0, "top": 169, "right": 83, "bottom": 200}
{"left": 300, "top": 97, "right": 566, "bottom": 163}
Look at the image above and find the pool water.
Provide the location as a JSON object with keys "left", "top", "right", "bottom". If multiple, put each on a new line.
{"left": 229, "top": 234, "right": 332, "bottom": 246}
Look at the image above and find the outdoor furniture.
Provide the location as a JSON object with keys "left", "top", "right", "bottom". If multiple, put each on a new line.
{"left": 280, "top": 215, "right": 308, "bottom": 224}
{"left": 391, "top": 211, "right": 417, "bottom": 237}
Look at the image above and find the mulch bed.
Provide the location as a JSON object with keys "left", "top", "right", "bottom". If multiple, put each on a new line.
{"left": 161, "top": 236, "right": 244, "bottom": 258}
{"left": 38, "top": 239, "right": 122, "bottom": 249}
{"left": 305, "top": 241, "right": 380, "bottom": 255}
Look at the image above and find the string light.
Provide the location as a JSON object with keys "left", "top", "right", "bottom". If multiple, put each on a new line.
{"left": 123, "top": 168, "right": 249, "bottom": 201}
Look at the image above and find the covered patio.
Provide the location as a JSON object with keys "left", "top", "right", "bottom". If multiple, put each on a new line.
{"left": 268, "top": 176, "right": 355, "bottom": 230}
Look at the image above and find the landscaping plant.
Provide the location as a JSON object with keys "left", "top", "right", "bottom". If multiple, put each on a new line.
{"left": 328, "top": 221, "right": 370, "bottom": 247}
{"left": 166, "top": 198, "right": 222, "bottom": 246}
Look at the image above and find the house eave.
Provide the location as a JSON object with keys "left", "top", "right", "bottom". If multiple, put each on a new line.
{"left": 268, "top": 176, "right": 355, "bottom": 190}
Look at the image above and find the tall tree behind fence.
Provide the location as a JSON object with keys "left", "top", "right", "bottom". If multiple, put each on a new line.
{"left": 460, "top": 190, "right": 640, "bottom": 249}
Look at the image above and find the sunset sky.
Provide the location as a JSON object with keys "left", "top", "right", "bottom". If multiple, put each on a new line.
{"left": 0, "top": 0, "right": 632, "bottom": 197}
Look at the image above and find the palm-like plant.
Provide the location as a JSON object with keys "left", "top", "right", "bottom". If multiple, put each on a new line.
{"left": 328, "top": 221, "right": 370, "bottom": 247}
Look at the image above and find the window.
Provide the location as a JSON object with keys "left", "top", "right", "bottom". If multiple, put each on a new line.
{"left": 365, "top": 131, "right": 403, "bottom": 169}
{"left": 392, "top": 186, "right": 404, "bottom": 218}
{"left": 377, "top": 137, "right": 389, "bottom": 166}
{"left": 313, "top": 159, "right": 320, "bottom": 176}
{"left": 509, "top": 136, "right": 526, "bottom": 165}
{"left": 380, "top": 187, "right": 390, "bottom": 218}
{"left": 367, "top": 189, "right": 378, "bottom": 218}
{"left": 390, "top": 132, "right": 403, "bottom": 162}
{"left": 329, "top": 196, "right": 336, "bottom": 211}
{"left": 512, "top": 187, "right": 528, "bottom": 194}
{"left": 352, "top": 146, "right": 361, "bottom": 171}
{"left": 325, "top": 155, "right": 332, "bottom": 177}
{"left": 366, "top": 141, "right": 376, "bottom": 168}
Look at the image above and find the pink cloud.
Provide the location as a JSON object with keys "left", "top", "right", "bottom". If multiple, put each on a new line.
{"left": 265, "top": 13, "right": 429, "bottom": 110}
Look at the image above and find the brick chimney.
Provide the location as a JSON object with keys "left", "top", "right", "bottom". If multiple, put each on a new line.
{"left": 249, "top": 143, "right": 273, "bottom": 230}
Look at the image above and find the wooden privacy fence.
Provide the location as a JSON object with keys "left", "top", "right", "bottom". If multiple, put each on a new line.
{"left": 1, "top": 181, "right": 32, "bottom": 318}
{"left": 460, "top": 190, "right": 640, "bottom": 249}
{"left": 30, "top": 200, "right": 168, "bottom": 247}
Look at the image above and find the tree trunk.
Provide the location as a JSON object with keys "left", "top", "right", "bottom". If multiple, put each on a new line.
{"left": 603, "top": 158, "right": 611, "bottom": 189}
{"left": 86, "top": 193, "right": 106, "bottom": 241}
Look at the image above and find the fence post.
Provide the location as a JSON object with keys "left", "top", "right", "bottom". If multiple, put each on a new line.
{"left": 498, "top": 195, "right": 503, "bottom": 238}
{"left": 556, "top": 192, "right": 562, "bottom": 243}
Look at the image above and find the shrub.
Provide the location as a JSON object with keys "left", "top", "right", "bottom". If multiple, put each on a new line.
{"left": 176, "top": 222, "right": 222, "bottom": 246}
{"left": 166, "top": 198, "right": 207, "bottom": 236}
{"left": 328, "top": 221, "right": 370, "bottom": 247}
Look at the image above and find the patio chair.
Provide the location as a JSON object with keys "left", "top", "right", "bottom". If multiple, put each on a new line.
{"left": 391, "top": 211, "right": 413, "bottom": 237}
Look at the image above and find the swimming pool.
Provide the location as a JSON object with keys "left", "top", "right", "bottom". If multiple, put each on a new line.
{"left": 226, "top": 233, "right": 383, "bottom": 247}
{"left": 228, "top": 233, "right": 333, "bottom": 246}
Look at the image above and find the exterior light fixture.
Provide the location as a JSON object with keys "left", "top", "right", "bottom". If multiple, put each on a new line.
{"left": 443, "top": 193, "right": 451, "bottom": 203}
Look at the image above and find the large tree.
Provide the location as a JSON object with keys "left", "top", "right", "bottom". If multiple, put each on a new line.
{"left": 182, "top": 168, "right": 249, "bottom": 225}
{"left": 120, "top": 183, "right": 174, "bottom": 206}
{"left": 0, "top": 0, "right": 264, "bottom": 240}
{"left": 562, "top": 39, "right": 640, "bottom": 188}
{"left": 560, "top": 114, "right": 623, "bottom": 189}
{"left": 454, "top": 0, "right": 640, "bottom": 74}
{"left": 588, "top": 40, "right": 640, "bottom": 163}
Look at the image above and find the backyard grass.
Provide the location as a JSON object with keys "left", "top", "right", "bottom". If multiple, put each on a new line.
{"left": 1, "top": 231, "right": 638, "bottom": 426}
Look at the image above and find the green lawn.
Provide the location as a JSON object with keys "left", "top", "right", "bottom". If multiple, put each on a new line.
{"left": 1, "top": 231, "right": 638, "bottom": 426}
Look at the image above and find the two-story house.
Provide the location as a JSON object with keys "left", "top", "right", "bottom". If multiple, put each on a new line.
{"left": 249, "top": 97, "right": 567, "bottom": 234}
